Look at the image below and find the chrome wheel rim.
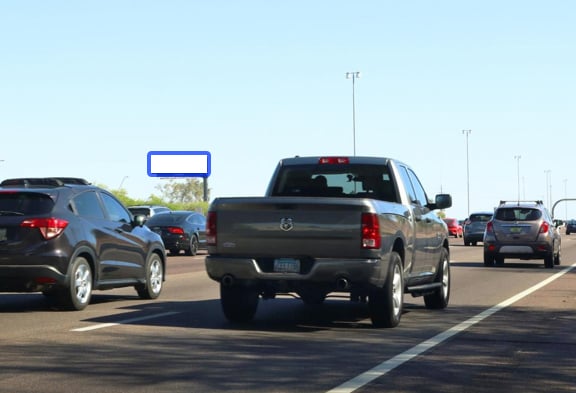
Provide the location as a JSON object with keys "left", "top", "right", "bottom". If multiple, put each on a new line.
{"left": 74, "top": 263, "right": 92, "bottom": 304}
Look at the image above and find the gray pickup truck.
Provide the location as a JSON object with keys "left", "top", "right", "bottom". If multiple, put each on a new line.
{"left": 205, "top": 156, "right": 452, "bottom": 328}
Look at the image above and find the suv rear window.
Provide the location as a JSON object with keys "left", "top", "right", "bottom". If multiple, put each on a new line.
{"left": 0, "top": 192, "right": 54, "bottom": 215}
{"left": 495, "top": 208, "right": 541, "bottom": 221}
{"left": 469, "top": 214, "right": 492, "bottom": 222}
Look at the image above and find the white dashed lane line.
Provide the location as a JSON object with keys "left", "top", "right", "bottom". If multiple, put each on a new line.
{"left": 71, "top": 311, "right": 180, "bottom": 332}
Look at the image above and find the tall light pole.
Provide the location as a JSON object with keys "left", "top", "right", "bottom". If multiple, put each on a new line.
{"left": 346, "top": 71, "right": 361, "bottom": 156}
{"left": 544, "top": 170, "right": 551, "bottom": 210}
{"left": 462, "top": 130, "right": 471, "bottom": 217}
{"left": 564, "top": 178, "right": 568, "bottom": 220}
{"left": 514, "top": 155, "right": 521, "bottom": 202}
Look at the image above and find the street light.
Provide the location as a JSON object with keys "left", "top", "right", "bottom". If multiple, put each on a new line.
{"left": 462, "top": 130, "right": 471, "bottom": 217}
{"left": 119, "top": 176, "right": 129, "bottom": 190}
{"left": 514, "top": 155, "right": 521, "bottom": 201}
{"left": 346, "top": 71, "right": 361, "bottom": 156}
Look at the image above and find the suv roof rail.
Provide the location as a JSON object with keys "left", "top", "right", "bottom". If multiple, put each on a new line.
{"left": 498, "top": 200, "right": 543, "bottom": 206}
{"left": 0, "top": 177, "right": 91, "bottom": 188}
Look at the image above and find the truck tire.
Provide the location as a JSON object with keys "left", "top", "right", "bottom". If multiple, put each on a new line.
{"left": 220, "top": 284, "right": 259, "bottom": 323}
{"left": 369, "top": 251, "right": 404, "bottom": 328}
{"left": 424, "top": 248, "right": 450, "bottom": 309}
{"left": 298, "top": 289, "right": 327, "bottom": 305}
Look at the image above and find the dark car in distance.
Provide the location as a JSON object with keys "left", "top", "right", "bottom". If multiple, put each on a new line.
{"left": 0, "top": 177, "right": 166, "bottom": 310}
{"left": 128, "top": 205, "right": 171, "bottom": 221}
{"left": 565, "top": 219, "right": 576, "bottom": 235}
{"left": 463, "top": 211, "right": 493, "bottom": 246}
{"left": 145, "top": 211, "right": 206, "bottom": 256}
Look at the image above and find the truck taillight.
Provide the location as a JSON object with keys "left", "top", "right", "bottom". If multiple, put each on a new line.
{"left": 318, "top": 157, "right": 350, "bottom": 164}
{"left": 20, "top": 218, "right": 68, "bottom": 240}
{"left": 206, "top": 211, "right": 217, "bottom": 245}
{"left": 361, "top": 213, "right": 381, "bottom": 249}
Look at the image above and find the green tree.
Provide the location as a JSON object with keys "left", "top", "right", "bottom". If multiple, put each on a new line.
{"left": 156, "top": 178, "right": 208, "bottom": 204}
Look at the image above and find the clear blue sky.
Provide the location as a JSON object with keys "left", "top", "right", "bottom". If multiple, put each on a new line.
{"left": 1, "top": 1, "right": 575, "bottom": 220}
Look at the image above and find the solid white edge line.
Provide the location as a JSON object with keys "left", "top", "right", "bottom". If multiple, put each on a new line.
{"left": 326, "top": 262, "right": 576, "bottom": 393}
{"left": 71, "top": 311, "right": 180, "bottom": 332}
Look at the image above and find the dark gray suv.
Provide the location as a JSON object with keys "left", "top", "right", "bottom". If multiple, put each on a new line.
{"left": 0, "top": 177, "right": 166, "bottom": 310}
{"left": 463, "top": 211, "right": 493, "bottom": 246}
{"left": 483, "top": 200, "right": 561, "bottom": 268}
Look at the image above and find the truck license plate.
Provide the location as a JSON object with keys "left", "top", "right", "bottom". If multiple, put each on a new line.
{"left": 273, "top": 258, "right": 300, "bottom": 273}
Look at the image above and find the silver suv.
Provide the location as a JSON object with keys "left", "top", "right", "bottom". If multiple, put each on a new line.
{"left": 483, "top": 200, "right": 561, "bottom": 268}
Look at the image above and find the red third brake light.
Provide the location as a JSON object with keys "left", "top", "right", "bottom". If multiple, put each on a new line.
{"left": 318, "top": 157, "right": 350, "bottom": 165}
{"left": 20, "top": 218, "right": 68, "bottom": 240}
{"left": 361, "top": 213, "right": 381, "bottom": 249}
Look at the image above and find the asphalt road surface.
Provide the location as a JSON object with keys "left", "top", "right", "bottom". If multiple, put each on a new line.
{"left": 1, "top": 236, "right": 575, "bottom": 393}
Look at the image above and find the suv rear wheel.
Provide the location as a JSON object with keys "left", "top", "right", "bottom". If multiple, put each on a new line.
{"left": 544, "top": 251, "right": 554, "bottom": 269}
{"left": 59, "top": 256, "right": 92, "bottom": 311}
{"left": 483, "top": 252, "right": 495, "bottom": 267}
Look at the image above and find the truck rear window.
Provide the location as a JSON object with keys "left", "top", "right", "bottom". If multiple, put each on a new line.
{"left": 271, "top": 164, "right": 398, "bottom": 202}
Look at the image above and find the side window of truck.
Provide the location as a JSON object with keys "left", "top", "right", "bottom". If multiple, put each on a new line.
{"left": 406, "top": 168, "right": 429, "bottom": 206}
{"left": 398, "top": 166, "right": 428, "bottom": 206}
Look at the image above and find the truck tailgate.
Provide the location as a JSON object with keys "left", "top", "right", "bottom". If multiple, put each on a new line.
{"left": 211, "top": 197, "right": 374, "bottom": 258}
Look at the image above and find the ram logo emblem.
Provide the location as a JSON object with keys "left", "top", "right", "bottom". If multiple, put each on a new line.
{"left": 280, "top": 218, "right": 294, "bottom": 231}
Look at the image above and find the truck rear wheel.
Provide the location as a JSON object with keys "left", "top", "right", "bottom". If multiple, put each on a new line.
{"left": 220, "top": 284, "right": 259, "bottom": 323}
{"left": 369, "top": 252, "right": 404, "bottom": 328}
{"left": 424, "top": 248, "right": 450, "bottom": 309}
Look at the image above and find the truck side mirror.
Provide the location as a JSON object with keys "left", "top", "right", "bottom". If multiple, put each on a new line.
{"left": 433, "top": 194, "right": 453, "bottom": 210}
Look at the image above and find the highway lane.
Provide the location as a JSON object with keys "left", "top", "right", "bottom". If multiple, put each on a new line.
{"left": 0, "top": 237, "right": 574, "bottom": 393}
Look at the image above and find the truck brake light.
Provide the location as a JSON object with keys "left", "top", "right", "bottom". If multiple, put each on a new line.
{"left": 20, "top": 218, "right": 68, "bottom": 240}
{"left": 361, "top": 213, "right": 381, "bottom": 249}
{"left": 318, "top": 157, "right": 350, "bottom": 165}
{"left": 206, "top": 211, "right": 217, "bottom": 245}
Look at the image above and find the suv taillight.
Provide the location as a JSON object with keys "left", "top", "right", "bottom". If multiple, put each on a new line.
{"left": 206, "top": 211, "right": 217, "bottom": 245}
{"left": 20, "top": 218, "right": 68, "bottom": 240}
{"left": 539, "top": 221, "right": 550, "bottom": 234}
{"left": 361, "top": 213, "right": 381, "bottom": 249}
{"left": 485, "top": 221, "right": 494, "bottom": 235}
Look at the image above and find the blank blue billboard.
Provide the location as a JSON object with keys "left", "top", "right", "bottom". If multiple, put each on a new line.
{"left": 147, "top": 151, "right": 211, "bottom": 178}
